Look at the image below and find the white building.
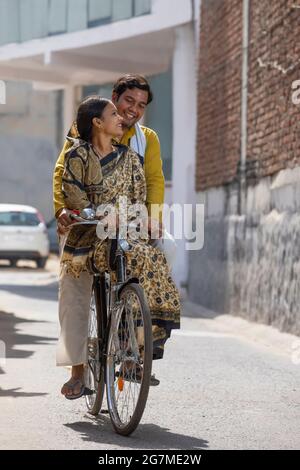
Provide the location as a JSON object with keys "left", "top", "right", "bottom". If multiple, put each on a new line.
{"left": 0, "top": 0, "right": 201, "bottom": 288}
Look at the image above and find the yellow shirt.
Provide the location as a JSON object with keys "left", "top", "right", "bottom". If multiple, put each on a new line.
{"left": 53, "top": 125, "right": 165, "bottom": 221}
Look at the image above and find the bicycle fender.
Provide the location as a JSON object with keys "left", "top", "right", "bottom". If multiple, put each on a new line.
{"left": 118, "top": 277, "right": 139, "bottom": 297}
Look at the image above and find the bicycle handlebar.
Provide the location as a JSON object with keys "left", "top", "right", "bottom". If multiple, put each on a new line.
{"left": 69, "top": 208, "right": 98, "bottom": 225}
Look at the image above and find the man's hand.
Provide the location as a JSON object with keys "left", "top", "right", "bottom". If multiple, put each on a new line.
{"left": 56, "top": 208, "right": 76, "bottom": 235}
{"left": 148, "top": 217, "right": 163, "bottom": 240}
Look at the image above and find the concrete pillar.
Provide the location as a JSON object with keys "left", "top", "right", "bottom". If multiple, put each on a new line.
{"left": 63, "top": 85, "right": 77, "bottom": 137}
{"left": 171, "top": 24, "right": 197, "bottom": 289}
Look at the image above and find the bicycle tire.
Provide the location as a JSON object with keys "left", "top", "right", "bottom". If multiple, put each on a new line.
{"left": 85, "top": 281, "right": 106, "bottom": 415}
{"left": 106, "top": 283, "right": 153, "bottom": 436}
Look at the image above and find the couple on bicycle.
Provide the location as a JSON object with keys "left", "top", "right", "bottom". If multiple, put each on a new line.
{"left": 53, "top": 74, "right": 180, "bottom": 399}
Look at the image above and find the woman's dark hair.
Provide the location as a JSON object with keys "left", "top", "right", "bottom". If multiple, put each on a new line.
{"left": 76, "top": 95, "right": 111, "bottom": 142}
{"left": 112, "top": 74, "right": 153, "bottom": 104}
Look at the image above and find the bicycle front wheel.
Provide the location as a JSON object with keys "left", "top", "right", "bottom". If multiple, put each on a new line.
{"left": 106, "top": 283, "right": 153, "bottom": 436}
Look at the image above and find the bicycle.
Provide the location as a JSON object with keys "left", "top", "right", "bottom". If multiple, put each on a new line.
{"left": 70, "top": 209, "right": 153, "bottom": 436}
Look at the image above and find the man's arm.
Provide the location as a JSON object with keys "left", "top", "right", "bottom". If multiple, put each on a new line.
{"left": 53, "top": 122, "right": 79, "bottom": 217}
{"left": 53, "top": 139, "right": 72, "bottom": 217}
{"left": 53, "top": 139, "right": 78, "bottom": 233}
{"left": 143, "top": 128, "right": 165, "bottom": 224}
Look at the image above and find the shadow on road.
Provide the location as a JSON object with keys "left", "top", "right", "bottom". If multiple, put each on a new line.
{"left": 0, "top": 387, "right": 48, "bottom": 398}
{"left": 64, "top": 415, "right": 209, "bottom": 450}
{"left": 0, "top": 265, "right": 48, "bottom": 272}
{"left": 0, "top": 259, "right": 58, "bottom": 273}
{"left": 0, "top": 282, "right": 58, "bottom": 302}
{"left": 0, "top": 310, "right": 56, "bottom": 360}
{"left": 0, "top": 310, "right": 54, "bottom": 398}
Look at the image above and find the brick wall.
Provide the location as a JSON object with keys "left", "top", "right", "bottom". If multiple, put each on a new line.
{"left": 191, "top": 0, "right": 300, "bottom": 334}
{"left": 246, "top": 0, "right": 300, "bottom": 184}
{"left": 196, "top": 0, "right": 243, "bottom": 191}
{"left": 196, "top": 0, "right": 300, "bottom": 191}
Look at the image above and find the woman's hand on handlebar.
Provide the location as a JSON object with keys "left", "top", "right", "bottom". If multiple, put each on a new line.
{"left": 56, "top": 208, "right": 77, "bottom": 235}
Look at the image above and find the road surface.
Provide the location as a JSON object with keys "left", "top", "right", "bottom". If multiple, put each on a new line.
{"left": 0, "top": 257, "right": 299, "bottom": 450}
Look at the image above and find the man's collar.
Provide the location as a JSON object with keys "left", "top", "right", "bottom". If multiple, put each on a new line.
{"left": 123, "top": 126, "right": 136, "bottom": 139}
{"left": 117, "top": 125, "right": 136, "bottom": 145}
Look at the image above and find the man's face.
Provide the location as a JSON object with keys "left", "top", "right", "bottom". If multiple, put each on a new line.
{"left": 112, "top": 87, "right": 149, "bottom": 129}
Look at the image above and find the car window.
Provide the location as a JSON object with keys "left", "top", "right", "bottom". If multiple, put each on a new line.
{"left": 0, "top": 211, "right": 41, "bottom": 226}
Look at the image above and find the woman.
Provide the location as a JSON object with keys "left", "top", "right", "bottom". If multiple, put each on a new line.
{"left": 59, "top": 96, "right": 180, "bottom": 398}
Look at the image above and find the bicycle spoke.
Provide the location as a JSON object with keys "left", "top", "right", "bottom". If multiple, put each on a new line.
{"left": 106, "top": 283, "right": 152, "bottom": 435}
{"left": 107, "top": 289, "right": 147, "bottom": 426}
{"left": 85, "top": 288, "right": 105, "bottom": 414}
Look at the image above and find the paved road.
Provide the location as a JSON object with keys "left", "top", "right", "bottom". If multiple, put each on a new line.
{"left": 0, "top": 258, "right": 299, "bottom": 450}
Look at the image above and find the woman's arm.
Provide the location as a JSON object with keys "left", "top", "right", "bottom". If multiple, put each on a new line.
{"left": 62, "top": 144, "right": 92, "bottom": 211}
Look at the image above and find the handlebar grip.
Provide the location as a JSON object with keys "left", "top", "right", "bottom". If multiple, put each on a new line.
{"left": 70, "top": 210, "right": 81, "bottom": 221}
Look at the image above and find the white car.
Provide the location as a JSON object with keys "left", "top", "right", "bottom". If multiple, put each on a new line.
{"left": 0, "top": 204, "right": 50, "bottom": 268}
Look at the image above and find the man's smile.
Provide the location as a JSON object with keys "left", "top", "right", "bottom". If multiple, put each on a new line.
{"left": 124, "top": 111, "right": 136, "bottom": 120}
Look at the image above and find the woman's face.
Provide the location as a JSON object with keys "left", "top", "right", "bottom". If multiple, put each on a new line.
{"left": 96, "top": 102, "right": 124, "bottom": 139}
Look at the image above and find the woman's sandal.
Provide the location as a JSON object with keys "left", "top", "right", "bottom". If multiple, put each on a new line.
{"left": 63, "top": 379, "right": 93, "bottom": 400}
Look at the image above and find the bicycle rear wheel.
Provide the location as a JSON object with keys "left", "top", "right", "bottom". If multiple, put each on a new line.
{"left": 85, "top": 279, "right": 106, "bottom": 415}
{"left": 106, "top": 283, "right": 153, "bottom": 436}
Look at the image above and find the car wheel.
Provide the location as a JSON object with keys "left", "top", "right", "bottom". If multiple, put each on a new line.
{"left": 36, "top": 257, "right": 47, "bottom": 269}
{"left": 10, "top": 259, "right": 17, "bottom": 268}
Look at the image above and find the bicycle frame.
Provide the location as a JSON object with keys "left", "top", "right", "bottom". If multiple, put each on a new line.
{"left": 69, "top": 211, "right": 153, "bottom": 435}
{"left": 70, "top": 216, "right": 140, "bottom": 381}
{"left": 94, "top": 245, "right": 142, "bottom": 380}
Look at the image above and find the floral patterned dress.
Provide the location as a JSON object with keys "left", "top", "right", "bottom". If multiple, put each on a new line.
{"left": 61, "top": 139, "right": 180, "bottom": 359}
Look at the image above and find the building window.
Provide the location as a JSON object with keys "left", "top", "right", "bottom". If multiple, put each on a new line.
{"left": 48, "top": 0, "right": 68, "bottom": 36}
{"left": 134, "top": 0, "right": 151, "bottom": 17}
{"left": 82, "top": 84, "right": 113, "bottom": 100}
{"left": 87, "top": 0, "right": 112, "bottom": 28}
{"left": 0, "top": 0, "right": 152, "bottom": 45}
{"left": 146, "top": 70, "right": 173, "bottom": 181}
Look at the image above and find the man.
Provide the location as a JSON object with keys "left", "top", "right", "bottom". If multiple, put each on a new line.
{"left": 54, "top": 74, "right": 164, "bottom": 233}
{"left": 53, "top": 74, "right": 170, "bottom": 399}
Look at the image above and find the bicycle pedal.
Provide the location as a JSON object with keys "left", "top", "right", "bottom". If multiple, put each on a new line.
{"left": 83, "top": 387, "right": 94, "bottom": 396}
